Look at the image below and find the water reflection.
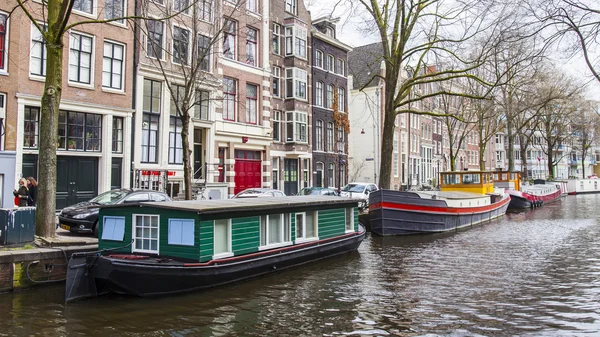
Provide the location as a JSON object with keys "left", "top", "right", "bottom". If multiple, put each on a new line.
{"left": 0, "top": 195, "right": 599, "bottom": 336}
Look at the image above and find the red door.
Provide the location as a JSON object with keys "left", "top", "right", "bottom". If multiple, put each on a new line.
{"left": 234, "top": 151, "right": 262, "bottom": 194}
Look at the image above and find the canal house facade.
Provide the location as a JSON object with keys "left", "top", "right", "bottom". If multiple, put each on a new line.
{"left": 310, "top": 17, "right": 351, "bottom": 192}
{"left": 269, "top": 0, "right": 313, "bottom": 196}
{"left": 0, "top": 0, "right": 135, "bottom": 209}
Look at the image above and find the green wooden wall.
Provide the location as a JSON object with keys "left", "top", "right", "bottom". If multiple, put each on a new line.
{"left": 317, "top": 208, "right": 347, "bottom": 239}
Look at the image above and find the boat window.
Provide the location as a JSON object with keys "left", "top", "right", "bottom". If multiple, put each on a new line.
{"left": 443, "top": 174, "right": 461, "bottom": 185}
{"left": 133, "top": 214, "right": 159, "bottom": 253}
{"left": 345, "top": 208, "right": 354, "bottom": 232}
{"left": 510, "top": 173, "right": 518, "bottom": 180}
{"left": 296, "top": 211, "right": 318, "bottom": 240}
{"left": 101, "top": 216, "right": 125, "bottom": 241}
{"left": 501, "top": 173, "right": 508, "bottom": 181}
{"left": 462, "top": 174, "right": 481, "bottom": 184}
{"left": 260, "top": 214, "right": 291, "bottom": 247}
{"left": 214, "top": 219, "right": 232, "bottom": 256}
{"left": 168, "top": 219, "right": 194, "bottom": 246}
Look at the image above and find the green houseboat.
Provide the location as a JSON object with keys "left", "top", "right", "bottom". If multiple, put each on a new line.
{"left": 66, "top": 196, "right": 366, "bottom": 302}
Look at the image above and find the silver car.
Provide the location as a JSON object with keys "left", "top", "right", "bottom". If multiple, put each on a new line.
{"left": 340, "top": 182, "right": 378, "bottom": 209}
{"left": 232, "top": 188, "right": 286, "bottom": 198}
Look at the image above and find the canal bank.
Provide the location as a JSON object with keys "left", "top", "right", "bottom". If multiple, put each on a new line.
{"left": 0, "top": 229, "right": 97, "bottom": 293}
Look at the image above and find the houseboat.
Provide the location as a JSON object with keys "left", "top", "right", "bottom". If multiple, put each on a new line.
{"left": 65, "top": 196, "right": 366, "bottom": 302}
{"left": 493, "top": 172, "right": 563, "bottom": 209}
{"left": 567, "top": 177, "right": 600, "bottom": 195}
{"left": 369, "top": 171, "right": 510, "bottom": 236}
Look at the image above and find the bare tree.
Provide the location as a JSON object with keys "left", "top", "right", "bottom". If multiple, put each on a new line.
{"left": 570, "top": 100, "right": 600, "bottom": 177}
{"left": 9, "top": 0, "right": 190, "bottom": 238}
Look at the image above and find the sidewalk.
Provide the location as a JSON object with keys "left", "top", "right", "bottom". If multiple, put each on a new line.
{"left": 36, "top": 228, "right": 98, "bottom": 247}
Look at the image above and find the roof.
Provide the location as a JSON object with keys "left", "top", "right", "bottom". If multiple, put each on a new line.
{"left": 102, "top": 196, "right": 359, "bottom": 215}
{"left": 347, "top": 42, "right": 384, "bottom": 89}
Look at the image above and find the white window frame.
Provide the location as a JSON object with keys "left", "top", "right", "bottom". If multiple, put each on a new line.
{"left": 315, "top": 81, "right": 323, "bottom": 107}
{"left": 286, "top": 111, "right": 307, "bottom": 143}
{"left": 259, "top": 214, "right": 292, "bottom": 250}
{"left": 198, "top": 0, "right": 213, "bottom": 22}
{"left": 68, "top": 31, "right": 94, "bottom": 87}
{"left": 272, "top": 23, "right": 282, "bottom": 55}
{"left": 72, "top": 0, "right": 96, "bottom": 17}
{"left": 295, "top": 211, "right": 318, "bottom": 243}
{"left": 102, "top": 216, "right": 126, "bottom": 241}
{"left": 337, "top": 87, "right": 345, "bottom": 112}
{"left": 285, "top": 67, "right": 307, "bottom": 100}
{"left": 223, "top": 19, "right": 237, "bottom": 60}
{"left": 173, "top": 0, "right": 190, "bottom": 14}
{"left": 102, "top": 40, "right": 125, "bottom": 91}
{"left": 132, "top": 214, "right": 160, "bottom": 254}
{"left": 345, "top": 208, "right": 354, "bottom": 233}
{"left": 315, "top": 50, "right": 323, "bottom": 68}
{"left": 213, "top": 219, "right": 233, "bottom": 259}
{"left": 272, "top": 66, "right": 282, "bottom": 98}
{"left": 284, "top": 0, "right": 297, "bottom": 15}
{"left": 167, "top": 218, "right": 195, "bottom": 246}
{"left": 104, "top": 0, "right": 126, "bottom": 24}
{"left": 326, "top": 54, "right": 334, "bottom": 72}
{"left": 172, "top": 25, "right": 190, "bottom": 65}
{"left": 336, "top": 58, "right": 345, "bottom": 75}
{"left": 145, "top": 19, "right": 165, "bottom": 60}
{"left": 29, "top": 22, "right": 47, "bottom": 78}
{"left": 272, "top": 110, "right": 281, "bottom": 142}
{"left": 0, "top": 12, "right": 8, "bottom": 74}
{"left": 284, "top": 25, "right": 306, "bottom": 58}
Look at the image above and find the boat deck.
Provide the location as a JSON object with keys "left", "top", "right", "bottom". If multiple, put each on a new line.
{"left": 415, "top": 191, "right": 493, "bottom": 200}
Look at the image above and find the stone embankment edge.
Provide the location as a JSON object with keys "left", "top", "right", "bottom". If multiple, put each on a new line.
{"left": 0, "top": 245, "right": 98, "bottom": 293}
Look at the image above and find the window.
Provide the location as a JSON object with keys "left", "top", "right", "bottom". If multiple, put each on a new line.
{"left": 194, "top": 89, "right": 209, "bottom": 120}
{"left": 214, "top": 219, "right": 232, "bottom": 256}
{"left": 173, "top": 26, "right": 189, "bottom": 65}
{"left": 284, "top": 0, "right": 297, "bottom": 14}
{"left": 337, "top": 127, "right": 345, "bottom": 153}
{"left": 340, "top": 164, "right": 346, "bottom": 187}
{"left": 260, "top": 214, "right": 291, "bottom": 247}
{"left": 285, "top": 68, "right": 307, "bottom": 100}
{"left": 315, "top": 120, "right": 323, "bottom": 151}
{"left": 272, "top": 158, "right": 279, "bottom": 190}
{"left": 102, "top": 216, "right": 125, "bottom": 241}
{"left": 295, "top": 211, "right": 317, "bottom": 241}
{"left": 336, "top": 58, "right": 345, "bottom": 75}
{"left": 0, "top": 13, "right": 7, "bottom": 71}
{"left": 146, "top": 20, "right": 164, "bottom": 59}
{"left": 56, "top": 110, "right": 102, "bottom": 151}
{"left": 112, "top": 116, "right": 123, "bottom": 153}
{"left": 73, "top": 0, "right": 93, "bottom": 14}
{"left": 272, "top": 111, "right": 281, "bottom": 142}
{"left": 284, "top": 26, "right": 306, "bottom": 58}
{"left": 286, "top": 112, "right": 307, "bottom": 143}
{"left": 315, "top": 50, "right": 323, "bottom": 68}
{"left": 142, "top": 79, "right": 161, "bottom": 163}
{"left": 337, "top": 87, "right": 345, "bottom": 112}
{"left": 326, "top": 27, "right": 335, "bottom": 38}
{"left": 327, "top": 55, "right": 334, "bottom": 71}
{"left": 246, "top": 0, "right": 257, "bottom": 12}
{"left": 326, "top": 84, "right": 334, "bottom": 109}
{"left": 315, "top": 82, "right": 323, "bottom": 107}
{"left": 272, "top": 23, "right": 282, "bottom": 55}
{"left": 198, "top": 0, "right": 212, "bottom": 21}
{"left": 102, "top": 41, "right": 124, "bottom": 89}
{"left": 246, "top": 84, "right": 258, "bottom": 124}
{"left": 326, "top": 122, "right": 333, "bottom": 151}
{"left": 69, "top": 32, "right": 93, "bottom": 84}
{"left": 272, "top": 66, "right": 281, "bottom": 98}
{"left": 198, "top": 34, "right": 210, "bottom": 71}
{"left": 30, "top": 23, "right": 47, "bottom": 77}
{"left": 245, "top": 27, "right": 257, "bottom": 66}
{"left": 105, "top": 0, "right": 124, "bottom": 22}
{"left": 223, "top": 19, "right": 236, "bottom": 60}
{"left": 23, "top": 106, "right": 39, "bottom": 148}
{"left": 223, "top": 77, "right": 236, "bottom": 121}
{"left": 169, "top": 116, "right": 183, "bottom": 164}
{"left": 133, "top": 215, "right": 159, "bottom": 253}
{"left": 345, "top": 208, "right": 354, "bottom": 231}
{"left": 328, "top": 163, "right": 335, "bottom": 187}
{"left": 168, "top": 219, "right": 194, "bottom": 246}
{"left": 173, "top": 0, "right": 190, "bottom": 14}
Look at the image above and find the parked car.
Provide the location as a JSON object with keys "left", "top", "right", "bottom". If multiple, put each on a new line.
{"left": 232, "top": 188, "right": 286, "bottom": 199}
{"left": 58, "top": 188, "right": 172, "bottom": 237}
{"left": 298, "top": 187, "right": 339, "bottom": 196}
{"left": 340, "top": 182, "right": 378, "bottom": 209}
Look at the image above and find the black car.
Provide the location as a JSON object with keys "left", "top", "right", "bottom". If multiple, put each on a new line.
{"left": 58, "top": 188, "right": 171, "bottom": 237}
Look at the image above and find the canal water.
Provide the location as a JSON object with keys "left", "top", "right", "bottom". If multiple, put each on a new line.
{"left": 1, "top": 195, "right": 599, "bottom": 336}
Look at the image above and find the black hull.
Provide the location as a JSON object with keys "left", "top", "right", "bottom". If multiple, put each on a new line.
{"left": 508, "top": 195, "right": 532, "bottom": 209}
{"left": 369, "top": 190, "right": 510, "bottom": 236}
{"left": 66, "top": 226, "right": 365, "bottom": 302}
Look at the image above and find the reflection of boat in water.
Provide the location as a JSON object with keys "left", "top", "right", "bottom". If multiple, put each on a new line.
{"left": 493, "top": 171, "right": 562, "bottom": 209}
{"left": 65, "top": 196, "right": 366, "bottom": 303}
{"left": 369, "top": 171, "right": 510, "bottom": 236}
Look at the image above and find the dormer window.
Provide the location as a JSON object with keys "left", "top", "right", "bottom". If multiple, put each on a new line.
{"left": 326, "top": 27, "right": 334, "bottom": 38}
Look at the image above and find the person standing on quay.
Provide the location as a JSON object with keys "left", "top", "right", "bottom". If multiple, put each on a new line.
{"left": 13, "top": 178, "right": 29, "bottom": 207}
{"left": 27, "top": 177, "right": 38, "bottom": 206}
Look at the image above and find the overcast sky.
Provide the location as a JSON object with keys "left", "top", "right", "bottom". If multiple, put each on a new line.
{"left": 306, "top": 1, "right": 600, "bottom": 100}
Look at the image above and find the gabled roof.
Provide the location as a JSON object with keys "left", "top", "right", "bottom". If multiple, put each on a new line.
{"left": 348, "top": 42, "right": 384, "bottom": 89}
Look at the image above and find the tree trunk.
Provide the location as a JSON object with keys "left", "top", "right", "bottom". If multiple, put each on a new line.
{"left": 181, "top": 112, "right": 193, "bottom": 200}
{"left": 507, "top": 120, "right": 514, "bottom": 171}
{"left": 378, "top": 109, "right": 395, "bottom": 189}
{"left": 36, "top": 33, "right": 62, "bottom": 238}
{"left": 520, "top": 146, "right": 528, "bottom": 179}
{"left": 479, "top": 140, "right": 486, "bottom": 171}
